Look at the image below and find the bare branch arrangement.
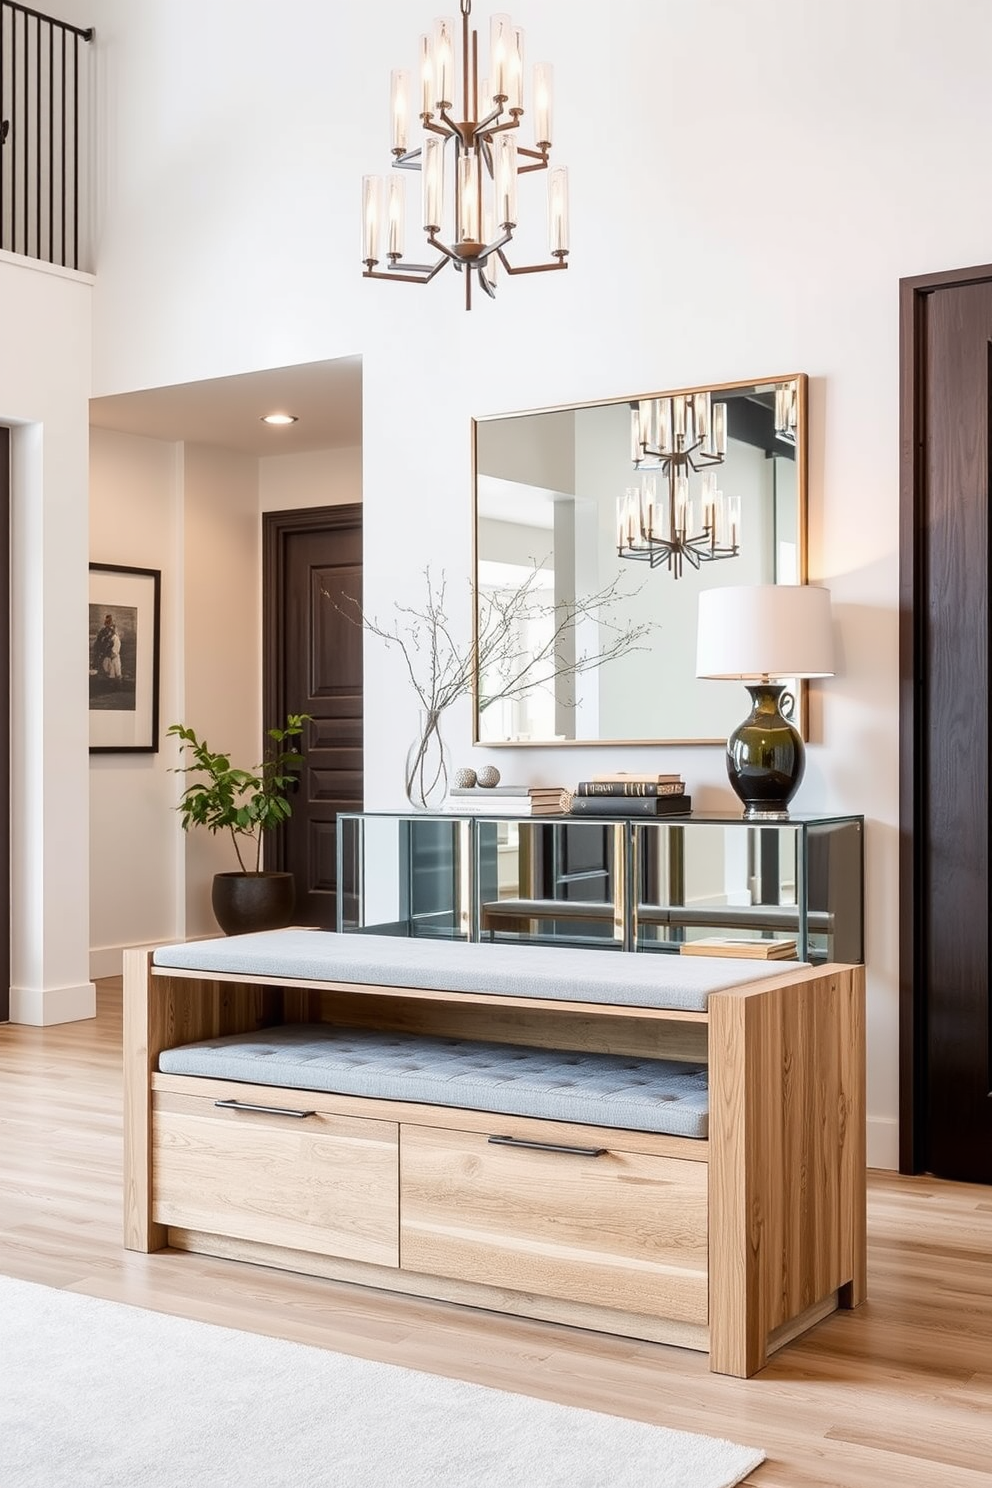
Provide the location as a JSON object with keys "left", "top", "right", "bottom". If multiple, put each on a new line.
{"left": 336, "top": 565, "right": 654, "bottom": 806}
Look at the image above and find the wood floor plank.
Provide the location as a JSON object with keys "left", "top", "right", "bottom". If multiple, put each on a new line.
{"left": 1, "top": 979, "right": 991, "bottom": 1486}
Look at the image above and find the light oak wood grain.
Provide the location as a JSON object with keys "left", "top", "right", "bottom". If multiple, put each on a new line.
{"left": 153, "top": 1095, "right": 398, "bottom": 1265}
{"left": 1, "top": 989, "right": 991, "bottom": 1488}
{"left": 400, "top": 1123, "right": 709, "bottom": 1323}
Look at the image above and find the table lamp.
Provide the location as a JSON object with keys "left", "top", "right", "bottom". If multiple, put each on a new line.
{"left": 696, "top": 584, "right": 834, "bottom": 819}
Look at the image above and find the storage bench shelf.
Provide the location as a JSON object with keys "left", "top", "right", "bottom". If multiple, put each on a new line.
{"left": 124, "top": 930, "right": 866, "bottom": 1378}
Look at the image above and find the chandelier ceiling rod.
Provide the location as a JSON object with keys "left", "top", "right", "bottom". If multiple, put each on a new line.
{"left": 361, "top": 0, "right": 570, "bottom": 310}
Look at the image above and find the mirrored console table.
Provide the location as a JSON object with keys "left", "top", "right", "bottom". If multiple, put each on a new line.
{"left": 337, "top": 812, "right": 864, "bottom": 965}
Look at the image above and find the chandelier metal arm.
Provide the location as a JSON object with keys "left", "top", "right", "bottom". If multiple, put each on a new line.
{"left": 496, "top": 250, "right": 569, "bottom": 276}
{"left": 363, "top": 256, "right": 449, "bottom": 284}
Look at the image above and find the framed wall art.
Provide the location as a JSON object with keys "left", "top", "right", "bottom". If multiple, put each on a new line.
{"left": 88, "top": 563, "right": 161, "bottom": 753}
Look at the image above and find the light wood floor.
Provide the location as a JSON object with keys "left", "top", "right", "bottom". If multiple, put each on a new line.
{"left": 2, "top": 981, "right": 991, "bottom": 1487}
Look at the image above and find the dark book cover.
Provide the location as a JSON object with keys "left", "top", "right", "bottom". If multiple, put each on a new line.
{"left": 576, "top": 781, "right": 686, "bottom": 798}
{"left": 569, "top": 794, "right": 692, "bottom": 818}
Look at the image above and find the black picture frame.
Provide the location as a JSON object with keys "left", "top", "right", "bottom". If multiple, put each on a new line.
{"left": 88, "top": 563, "right": 161, "bottom": 753}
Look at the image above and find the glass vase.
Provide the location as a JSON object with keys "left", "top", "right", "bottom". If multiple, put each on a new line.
{"left": 404, "top": 709, "right": 450, "bottom": 811}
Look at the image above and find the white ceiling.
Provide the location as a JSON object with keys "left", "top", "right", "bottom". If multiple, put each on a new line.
{"left": 89, "top": 355, "right": 362, "bottom": 457}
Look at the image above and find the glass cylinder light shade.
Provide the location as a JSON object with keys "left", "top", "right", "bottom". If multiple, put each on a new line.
{"left": 657, "top": 397, "right": 673, "bottom": 454}
{"left": 457, "top": 152, "right": 481, "bottom": 244}
{"left": 493, "top": 133, "right": 518, "bottom": 228}
{"left": 693, "top": 390, "right": 711, "bottom": 443}
{"left": 508, "top": 27, "right": 525, "bottom": 112}
{"left": 533, "top": 62, "right": 553, "bottom": 146}
{"left": 775, "top": 380, "right": 798, "bottom": 436}
{"left": 434, "top": 16, "right": 455, "bottom": 110}
{"left": 422, "top": 135, "right": 444, "bottom": 232}
{"left": 711, "top": 399, "right": 727, "bottom": 456}
{"left": 490, "top": 13, "right": 512, "bottom": 99}
{"left": 548, "top": 165, "right": 569, "bottom": 255}
{"left": 419, "top": 34, "right": 434, "bottom": 117}
{"left": 727, "top": 491, "right": 741, "bottom": 546}
{"left": 390, "top": 69, "right": 409, "bottom": 153}
{"left": 362, "top": 175, "right": 382, "bottom": 264}
{"left": 387, "top": 174, "right": 405, "bottom": 258}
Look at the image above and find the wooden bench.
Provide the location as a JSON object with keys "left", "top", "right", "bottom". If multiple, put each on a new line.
{"left": 123, "top": 930, "right": 866, "bottom": 1378}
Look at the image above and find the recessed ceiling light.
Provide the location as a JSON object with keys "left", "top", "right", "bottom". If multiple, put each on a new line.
{"left": 261, "top": 412, "right": 298, "bottom": 426}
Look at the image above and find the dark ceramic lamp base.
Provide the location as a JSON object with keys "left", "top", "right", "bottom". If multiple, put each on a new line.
{"left": 726, "top": 682, "right": 805, "bottom": 820}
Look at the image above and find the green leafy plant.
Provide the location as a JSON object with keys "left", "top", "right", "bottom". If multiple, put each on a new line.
{"left": 167, "top": 715, "right": 310, "bottom": 874}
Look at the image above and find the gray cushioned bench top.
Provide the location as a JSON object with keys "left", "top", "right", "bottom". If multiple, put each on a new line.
{"left": 152, "top": 929, "right": 803, "bottom": 1014}
{"left": 158, "top": 1024, "right": 710, "bottom": 1139}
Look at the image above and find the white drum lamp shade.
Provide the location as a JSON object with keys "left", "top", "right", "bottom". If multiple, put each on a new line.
{"left": 696, "top": 584, "right": 834, "bottom": 681}
{"left": 696, "top": 584, "right": 834, "bottom": 819}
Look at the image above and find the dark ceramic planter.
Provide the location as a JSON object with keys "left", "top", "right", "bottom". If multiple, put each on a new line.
{"left": 211, "top": 871, "right": 295, "bottom": 936}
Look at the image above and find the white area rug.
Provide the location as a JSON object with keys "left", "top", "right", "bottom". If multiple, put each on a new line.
{"left": 0, "top": 1276, "right": 765, "bottom": 1488}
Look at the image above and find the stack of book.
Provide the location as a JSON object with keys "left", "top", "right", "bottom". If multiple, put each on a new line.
{"left": 679, "top": 936, "right": 798, "bottom": 959}
{"left": 567, "top": 773, "right": 691, "bottom": 818}
{"left": 444, "top": 785, "right": 567, "bottom": 816}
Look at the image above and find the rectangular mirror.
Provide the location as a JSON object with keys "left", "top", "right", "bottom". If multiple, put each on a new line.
{"left": 473, "top": 373, "right": 808, "bottom": 746}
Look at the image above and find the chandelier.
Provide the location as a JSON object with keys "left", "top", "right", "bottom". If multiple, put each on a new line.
{"left": 360, "top": 0, "right": 570, "bottom": 311}
{"left": 616, "top": 391, "right": 739, "bottom": 581}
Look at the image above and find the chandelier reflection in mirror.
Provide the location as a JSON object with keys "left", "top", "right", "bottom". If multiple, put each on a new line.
{"left": 361, "top": 0, "right": 569, "bottom": 311}
{"left": 616, "top": 380, "right": 798, "bottom": 580}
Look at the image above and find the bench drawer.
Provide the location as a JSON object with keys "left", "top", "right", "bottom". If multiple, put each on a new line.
{"left": 153, "top": 1087, "right": 398, "bottom": 1266}
{"left": 400, "top": 1123, "right": 708, "bottom": 1324}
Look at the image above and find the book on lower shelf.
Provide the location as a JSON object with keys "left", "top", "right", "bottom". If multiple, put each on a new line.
{"left": 567, "top": 793, "right": 692, "bottom": 818}
{"left": 679, "top": 937, "right": 799, "bottom": 960}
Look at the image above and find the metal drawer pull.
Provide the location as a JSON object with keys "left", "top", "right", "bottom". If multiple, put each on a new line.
{"left": 487, "top": 1135, "right": 607, "bottom": 1157}
{"left": 214, "top": 1099, "right": 316, "bottom": 1119}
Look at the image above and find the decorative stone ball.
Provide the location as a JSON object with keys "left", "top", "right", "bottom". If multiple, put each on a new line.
{"left": 453, "top": 767, "right": 477, "bottom": 788}
{"left": 476, "top": 765, "right": 501, "bottom": 789}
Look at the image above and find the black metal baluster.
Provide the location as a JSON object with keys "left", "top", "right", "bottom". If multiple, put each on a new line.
{"left": 59, "top": 18, "right": 63, "bottom": 264}
{"left": 34, "top": 14, "right": 40, "bottom": 262}
{"left": 10, "top": 5, "right": 17, "bottom": 254}
{"left": 1, "top": 5, "right": 6, "bottom": 254}
{"left": 20, "top": 10, "right": 26, "bottom": 256}
{"left": 71, "top": 27, "right": 77, "bottom": 268}
{"left": 47, "top": 16, "right": 51, "bottom": 261}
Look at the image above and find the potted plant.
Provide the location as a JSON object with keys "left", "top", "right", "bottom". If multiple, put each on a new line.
{"left": 168, "top": 714, "right": 309, "bottom": 935}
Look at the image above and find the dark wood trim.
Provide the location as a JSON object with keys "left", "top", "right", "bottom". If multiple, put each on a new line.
{"left": 262, "top": 504, "right": 363, "bottom": 874}
{"left": 898, "top": 275, "right": 925, "bottom": 1172}
{"left": 899, "top": 261, "right": 992, "bottom": 1172}
{"left": 0, "top": 427, "right": 8, "bottom": 1021}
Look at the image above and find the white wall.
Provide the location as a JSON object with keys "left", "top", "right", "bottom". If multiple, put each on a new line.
{"left": 76, "top": 0, "right": 992, "bottom": 1164}
{"left": 180, "top": 443, "right": 260, "bottom": 937}
{"left": 88, "top": 427, "right": 183, "bottom": 974}
{"left": 258, "top": 446, "right": 361, "bottom": 513}
{"left": 1, "top": 254, "right": 94, "bottom": 1024}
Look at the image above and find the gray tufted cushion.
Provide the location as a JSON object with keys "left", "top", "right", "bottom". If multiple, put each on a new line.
{"left": 158, "top": 1024, "right": 710, "bottom": 1139}
{"left": 152, "top": 929, "right": 801, "bottom": 1014}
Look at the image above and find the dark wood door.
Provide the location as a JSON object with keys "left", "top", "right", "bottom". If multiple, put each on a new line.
{"left": 901, "top": 266, "right": 992, "bottom": 1182}
{"left": 263, "top": 506, "right": 362, "bottom": 928}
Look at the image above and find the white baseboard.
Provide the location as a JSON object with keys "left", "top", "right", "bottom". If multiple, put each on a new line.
{"left": 9, "top": 981, "right": 97, "bottom": 1026}
{"left": 867, "top": 1115, "right": 899, "bottom": 1172}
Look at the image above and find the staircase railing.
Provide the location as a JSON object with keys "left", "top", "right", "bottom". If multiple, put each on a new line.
{"left": 0, "top": 3, "right": 93, "bottom": 270}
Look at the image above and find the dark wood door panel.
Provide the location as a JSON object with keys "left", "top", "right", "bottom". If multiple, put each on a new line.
{"left": 902, "top": 269, "right": 992, "bottom": 1183}
{"left": 264, "top": 506, "right": 363, "bottom": 929}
